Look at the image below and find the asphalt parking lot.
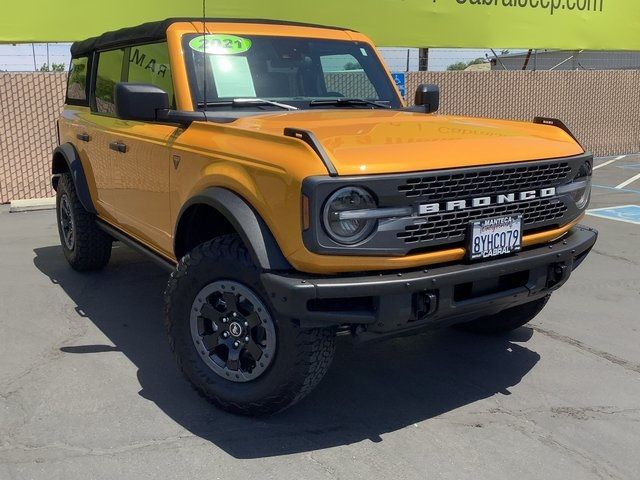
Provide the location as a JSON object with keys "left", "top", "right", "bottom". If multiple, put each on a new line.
{"left": 1, "top": 155, "right": 639, "bottom": 480}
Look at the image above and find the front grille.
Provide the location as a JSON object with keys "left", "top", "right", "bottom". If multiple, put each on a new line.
{"left": 397, "top": 198, "right": 568, "bottom": 245}
{"left": 398, "top": 162, "right": 572, "bottom": 200}
{"left": 303, "top": 154, "right": 588, "bottom": 256}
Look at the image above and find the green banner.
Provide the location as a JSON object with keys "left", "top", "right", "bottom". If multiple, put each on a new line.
{"left": 2, "top": 0, "right": 639, "bottom": 50}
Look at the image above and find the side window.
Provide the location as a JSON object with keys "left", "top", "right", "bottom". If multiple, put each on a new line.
{"left": 66, "top": 57, "right": 89, "bottom": 104}
{"left": 320, "top": 54, "right": 379, "bottom": 100}
{"left": 126, "top": 42, "right": 175, "bottom": 108}
{"left": 94, "top": 49, "right": 125, "bottom": 115}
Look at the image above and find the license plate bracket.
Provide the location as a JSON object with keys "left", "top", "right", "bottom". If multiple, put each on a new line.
{"left": 468, "top": 214, "right": 522, "bottom": 260}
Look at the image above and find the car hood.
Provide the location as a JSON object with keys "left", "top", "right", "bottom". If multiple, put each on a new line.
{"left": 229, "top": 109, "right": 584, "bottom": 176}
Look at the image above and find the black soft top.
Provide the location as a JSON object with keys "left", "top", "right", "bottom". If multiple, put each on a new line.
{"left": 70, "top": 17, "right": 353, "bottom": 57}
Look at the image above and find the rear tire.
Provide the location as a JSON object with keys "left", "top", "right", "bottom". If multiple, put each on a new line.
{"left": 56, "top": 173, "right": 112, "bottom": 271}
{"left": 165, "top": 234, "right": 336, "bottom": 416}
{"left": 454, "top": 295, "right": 550, "bottom": 334}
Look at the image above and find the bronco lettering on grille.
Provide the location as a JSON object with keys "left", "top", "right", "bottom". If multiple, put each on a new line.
{"left": 418, "top": 188, "right": 557, "bottom": 215}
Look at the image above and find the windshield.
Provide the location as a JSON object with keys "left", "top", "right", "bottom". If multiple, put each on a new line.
{"left": 182, "top": 34, "right": 402, "bottom": 110}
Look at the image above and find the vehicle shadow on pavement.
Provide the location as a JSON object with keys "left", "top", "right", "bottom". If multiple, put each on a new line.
{"left": 34, "top": 244, "right": 540, "bottom": 459}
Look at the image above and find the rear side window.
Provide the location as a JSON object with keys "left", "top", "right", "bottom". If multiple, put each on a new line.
{"left": 66, "top": 57, "right": 89, "bottom": 104}
{"left": 127, "top": 43, "right": 175, "bottom": 108}
{"left": 94, "top": 49, "right": 125, "bottom": 115}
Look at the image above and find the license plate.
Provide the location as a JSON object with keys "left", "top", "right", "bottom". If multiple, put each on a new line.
{"left": 469, "top": 215, "right": 522, "bottom": 260}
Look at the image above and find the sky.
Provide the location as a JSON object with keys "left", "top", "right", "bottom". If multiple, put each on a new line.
{"left": 0, "top": 43, "right": 505, "bottom": 72}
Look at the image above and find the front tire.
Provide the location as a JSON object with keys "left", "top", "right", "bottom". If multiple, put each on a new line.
{"left": 454, "top": 295, "right": 550, "bottom": 334}
{"left": 56, "top": 173, "right": 112, "bottom": 271}
{"left": 164, "top": 235, "right": 336, "bottom": 416}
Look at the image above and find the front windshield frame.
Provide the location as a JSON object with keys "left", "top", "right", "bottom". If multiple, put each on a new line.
{"left": 181, "top": 33, "right": 403, "bottom": 111}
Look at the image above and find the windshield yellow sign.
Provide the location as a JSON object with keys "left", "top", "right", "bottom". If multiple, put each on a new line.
{"left": 1, "top": 0, "right": 639, "bottom": 50}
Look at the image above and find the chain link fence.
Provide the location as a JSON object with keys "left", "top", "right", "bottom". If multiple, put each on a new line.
{"left": 406, "top": 70, "right": 640, "bottom": 157}
{"left": 0, "top": 73, "right": 66, "bottom": 203}
{"left": 1, "top": 70, "right": 639, "bottom": 203}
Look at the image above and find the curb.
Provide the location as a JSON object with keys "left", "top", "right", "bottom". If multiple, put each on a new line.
{"left": 10, "top": 197, "right": 56, "bottom": 213}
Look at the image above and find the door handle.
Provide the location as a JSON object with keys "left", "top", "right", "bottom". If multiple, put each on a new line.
{"left": 108, "top": 141, "right": 127, "bottom": 153}
{"left": 76, "top": 132, "right": 91, "bottom": 142}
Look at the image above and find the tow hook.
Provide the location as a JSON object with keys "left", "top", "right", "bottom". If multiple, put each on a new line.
{"left": 415, "top": 291, "right": 438, "bottom": 319}
{"left": 547, "top": 263, "right": 570, "bottom": 288}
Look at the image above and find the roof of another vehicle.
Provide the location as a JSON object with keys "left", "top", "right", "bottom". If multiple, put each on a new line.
{"left": 70, "top": 18, "right": 353, "bottom": 56}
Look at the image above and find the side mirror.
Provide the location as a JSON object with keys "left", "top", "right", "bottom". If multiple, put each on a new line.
{"left": 414, "top": 84, "right": 440, "bottom": 113}
{"left": 114, "top": 83, "right": 169, "bottom": 122}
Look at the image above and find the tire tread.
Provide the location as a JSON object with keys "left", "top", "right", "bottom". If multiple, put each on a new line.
{"left": 57, "top": 173, "right": 111, "bottom": 271}
{"left": 164, "top": 234, "right": 335, "bottom": 416}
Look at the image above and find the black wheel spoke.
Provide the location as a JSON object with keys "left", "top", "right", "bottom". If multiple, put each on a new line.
{"left": 196, "top": 316, "right": 210, "bottom": 335}
{"left": 244, "top": 312, "right": 261, "bottom": 328}
{"left": 237, "top": 297, "right": 254, "bottom": 315}
{"left": 201, "top": 331, "right": 221, "bottom": 351}
{"left": 244, "top": 339, "right": 263, "bottom": 361}
{"left": 221, "top": 292, "right": 238, "bottom": 312}
{"left": 200, "top": 303, "right": 222, "bottom": 322}
{"left": 226, "top": 345, "right": 241, "bottom": 371}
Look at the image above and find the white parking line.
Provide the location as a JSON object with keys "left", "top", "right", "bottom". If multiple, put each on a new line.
{"left": 594, "top": 155, "right": 626, "bottom": 170}
{"left": 616, "top": 172, "right": 640, "bottom": 189}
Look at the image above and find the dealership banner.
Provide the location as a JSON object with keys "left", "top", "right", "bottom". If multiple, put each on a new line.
{"left": 1, "top": 0, "right": 639, "bottom": 50}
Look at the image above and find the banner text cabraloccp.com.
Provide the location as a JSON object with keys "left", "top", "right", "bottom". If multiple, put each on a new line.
{"left": 1, "top": 0, "right": 638, "bottom": 50}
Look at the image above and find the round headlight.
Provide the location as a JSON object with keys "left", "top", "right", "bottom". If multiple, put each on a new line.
{"left": 323, "top": 187, "right": 377, "bottom": 244}
{"left": 573, "top": 178, "right": 591, "bottom": 210}
{"left": 558, "top": 161, "right": 592, "bottom": 210}
{"left": 572, "top": 161, "right": 592, "bottom": 209}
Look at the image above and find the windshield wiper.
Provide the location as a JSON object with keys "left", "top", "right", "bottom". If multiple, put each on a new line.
{"left": 197, "top": 98, "right": 298, "bottom": 111}
{"left": 309, "top": 98, "right": 391, "bottom": 109}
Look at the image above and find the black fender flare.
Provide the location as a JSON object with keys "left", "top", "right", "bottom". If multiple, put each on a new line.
{"left": 176, "top": 187, "right": 292, "bottom": 271}
{"left": 51, "top": 143, "right": 96, "bottom": 214}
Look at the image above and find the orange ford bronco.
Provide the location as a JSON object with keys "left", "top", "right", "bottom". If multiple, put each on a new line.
{"left": 53, "top": 18, "right": 597, "bottom": 415}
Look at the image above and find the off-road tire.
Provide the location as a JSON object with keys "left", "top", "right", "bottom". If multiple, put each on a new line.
{"left": 56, "top": 173, "right": 112, "bottom": 271}
{"left": 164, "top": 234, "right": 336, "bottom": 416}
{"left": 455, "top": 295, "right": 550, "bottom": 334}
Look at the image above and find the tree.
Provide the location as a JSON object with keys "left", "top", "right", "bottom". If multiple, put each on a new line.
{"left": 446, "top": 58, "right": 486, "bottom": 71}
{"left": 39, "top": 63, "right": 66, "bottom": 72}
{"left": 447, "top": 62, "right": 467, "bottom": 72}
{"left": 446, "top": 62, "right": 468, "bottom": 71}
{"left": 343, "top": 61, "right": 362, "bottom": 71}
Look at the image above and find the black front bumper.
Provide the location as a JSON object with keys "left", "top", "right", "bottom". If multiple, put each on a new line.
{"left": 262, "top": 225, "right": 597, "bottom": 337}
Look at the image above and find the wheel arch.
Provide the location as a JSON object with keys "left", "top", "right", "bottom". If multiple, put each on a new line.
{"left": 174, "top": 187, "right": 292, "bottom": 271}
{"left": 51, "top": 143, "right": 96, "bottom": 214}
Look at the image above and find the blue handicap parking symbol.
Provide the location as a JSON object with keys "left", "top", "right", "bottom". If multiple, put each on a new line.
{"left": 587, "top": 205, "right": 640, "bottom": 225}
{"left": 391, "top": 72, "right": 406, "bottom": 99}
